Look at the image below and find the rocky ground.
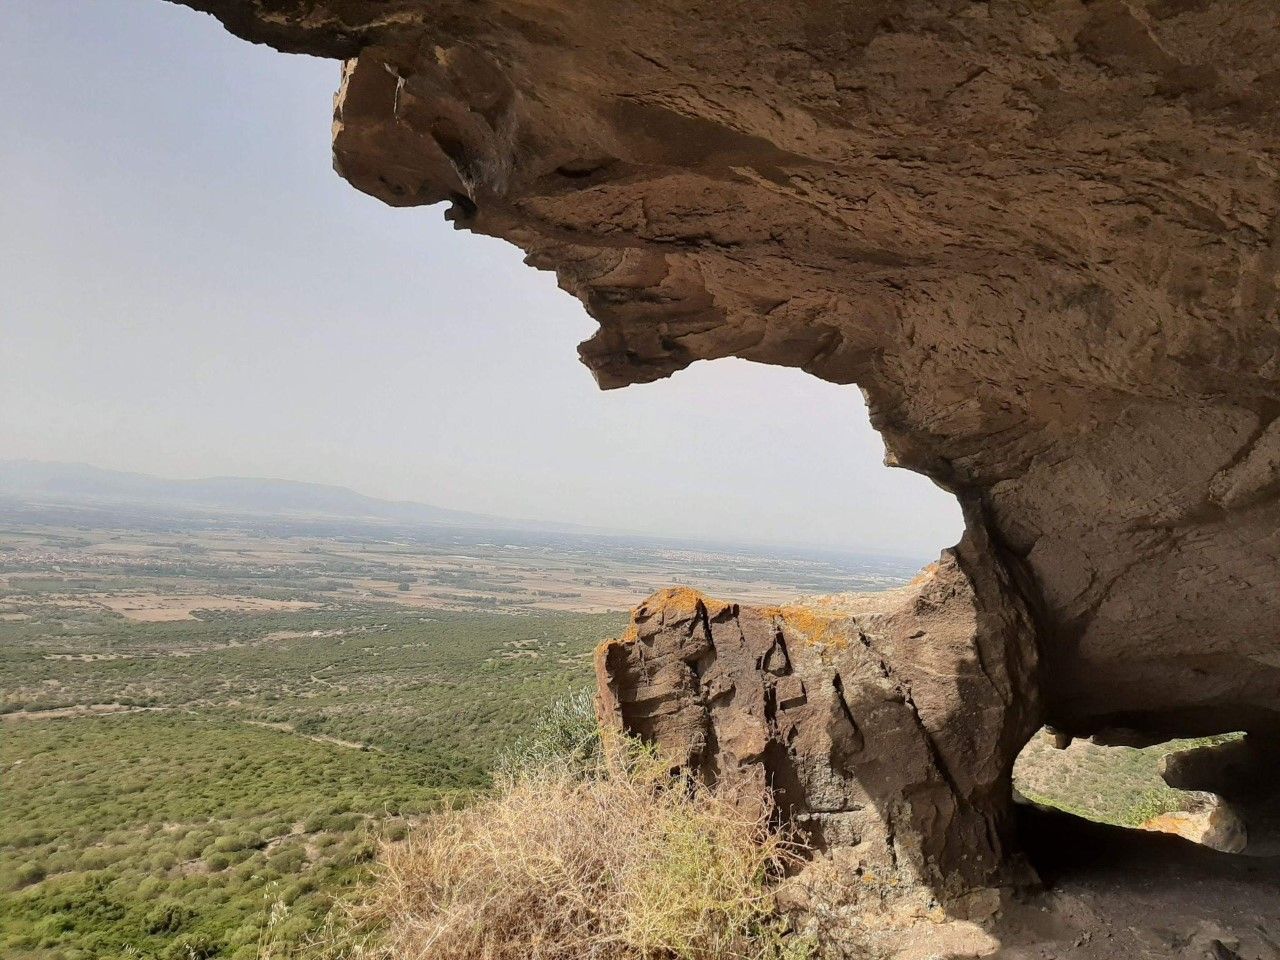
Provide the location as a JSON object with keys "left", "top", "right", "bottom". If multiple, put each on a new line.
{"left": 988, "top": 809, "right": 1280, "bottom": 960}
{"left": 795, "top": 808, "right": 1280, "bottom": 959}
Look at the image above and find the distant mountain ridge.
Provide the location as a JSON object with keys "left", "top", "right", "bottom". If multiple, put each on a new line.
{"left": 0, "top": 459, "right": 555, "bottom": 531}
{"left": 0, "top": 460, "right": 930, "bottom": 566}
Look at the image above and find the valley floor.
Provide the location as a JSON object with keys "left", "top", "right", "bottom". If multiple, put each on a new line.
{"left": 4, "top": 515, "right": 1268, "bottom": 959}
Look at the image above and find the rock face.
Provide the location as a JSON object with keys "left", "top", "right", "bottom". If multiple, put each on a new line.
{"left": 1161, "top": 736, "right": 1280, "bottom": 855}
{"left": 1140, "top": 799, "right": 1248, "bottom": 854}
{"left": 162, "top": 0, "right": 1279, "bottom": 890}
{"left": 596, "top": 531, "right": 1040, "bottom": 895}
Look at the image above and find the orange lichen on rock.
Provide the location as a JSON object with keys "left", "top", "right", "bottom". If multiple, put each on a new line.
{"left": 644, "top": 586, "right": 715, "bottom": 623}
{"left": 769, "top": 603, "right": 848, "bottom": 650}
{"left": 595, "top": 540, "right": 1041, "bottom": 898}
{"left": 907, "top": 562, "right": 941, "bottom": 589}
{"left": 597, "top": 587, "right": 718, "bottom": 661}
{"left": 1141, "top": 801, "right": 1247, "bottom": 854}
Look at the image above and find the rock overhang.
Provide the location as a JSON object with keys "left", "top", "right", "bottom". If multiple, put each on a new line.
{"left": 163, "top": 0, "right": 1280, "bottom": 743}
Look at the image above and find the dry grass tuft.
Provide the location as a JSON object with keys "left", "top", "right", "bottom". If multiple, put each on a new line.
{"left": 345, "top": 737, "right": 806, "bottom": 960}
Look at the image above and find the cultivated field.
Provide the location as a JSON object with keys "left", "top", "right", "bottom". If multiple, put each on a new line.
{"left": 0, "top": 511, "right": 919, "bottom": 959}
{"left": 1, "top": 511, "right": 1207, "bottom": 960}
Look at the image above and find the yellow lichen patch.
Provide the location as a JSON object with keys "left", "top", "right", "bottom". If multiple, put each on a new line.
{"left": 633, "top": 585, "right": 731, "bottom": 625}
{"left": 605, "top": 587, "right": 718, "bottom": 652}
{"left": 772, "top": 602, "right": 849, "bottom": 650}
{"left": 648, "top": 585, "right": 712, "bottom": 621}
{"left": 906, "top": 562, "right": 940, "bottom": 588}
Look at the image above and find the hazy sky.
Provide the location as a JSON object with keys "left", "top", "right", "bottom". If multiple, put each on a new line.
{"left": 0, "top": 0, "right": 961, "bottom": 559}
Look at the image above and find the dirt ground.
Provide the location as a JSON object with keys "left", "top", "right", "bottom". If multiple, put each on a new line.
{"left": 92, "top": 593, "right": 319, "bottom": 621}
{"left": 963, "top": 809, "right": 1279, "bottom": 959}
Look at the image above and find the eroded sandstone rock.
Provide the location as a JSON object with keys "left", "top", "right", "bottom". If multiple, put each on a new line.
{"left": 165, "top": 0, "right": 1280, "bottom": 747}
{"left": 1161, "top": 736, "right": 1280, "bottom": 855}
{"left": 160, "top": 0, "right": 1280, "bottom": 895}
{"left": 596, "top": 531, "right": 1040, "bottom": 897}
{"left": 1140, "top": 798, "right": 1247, "bottom": 854}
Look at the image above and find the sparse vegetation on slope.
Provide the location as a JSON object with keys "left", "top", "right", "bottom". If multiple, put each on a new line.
{"left": 8, "top": 515, "right": 1254, "bottom": 960}
{"left": 0, "top": 713, "right": 446, "bottom": 960}
{"left": 0, "top": 602, "right": 624, "bottom": 960}
{"left": 341, "top": 706, "right": 808, "bottom": 960}
{"left": 3, "top": 515, "right": 908, "bottom": 960}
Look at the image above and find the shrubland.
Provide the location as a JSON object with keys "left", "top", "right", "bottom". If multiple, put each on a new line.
{"left": 325, "top": 695, "right": 811, "bottom": 960}
{"left": 2, "top": 521, "right": 1231, "bottom": 960}
{"left": 0, "top": 603, "right": 624, "bottom": 960}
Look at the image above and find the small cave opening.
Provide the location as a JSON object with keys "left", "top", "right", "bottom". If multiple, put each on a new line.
{"left": 1011, "top": 726, "right": 1260, "bottom": 856}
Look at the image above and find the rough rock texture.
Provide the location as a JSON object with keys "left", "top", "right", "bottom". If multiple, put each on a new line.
{"left": 161, "top": 0, "right": 1280, "bottom": 910}
{"left": 1140, "top": 798, "right": 1247, "bottom": 854}
{"left": 167, "top": 0, "right": 1280, "bottom": 746}
{"left": 991, "top": 808, "right": 1280, "bottom": 960}
{"left": 596, "top": 532, "right": 1040, "bottom": 895}
{"left": 1161, "top": 736, "right": 1280, "bottom": 856}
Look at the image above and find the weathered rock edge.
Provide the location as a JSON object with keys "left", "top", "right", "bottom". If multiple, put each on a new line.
{"left": 165, "top": 0, "right": 1280, "bottom": 744}
{"left": 161, "top": 0, "right": 1280, "bottom": 888}
{"left": 596, "top": 529, "right": 1040, "bottom": 896}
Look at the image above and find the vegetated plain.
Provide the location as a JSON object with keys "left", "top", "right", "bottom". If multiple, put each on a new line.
{"left": 1, "top": 604, "right": 624, "bottom": 960}
{"left": 1, "top": 504, "right": 1211, "bottom": 960}
{"left": 0, "top": 506, "right": 919, "bottom": 960}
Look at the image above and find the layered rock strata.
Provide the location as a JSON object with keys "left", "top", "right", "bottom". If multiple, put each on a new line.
{"left": 162, "top": 0, "right": 1280, "bottom": 890}
{"left": 596, "top": 532, "right": 1040, "bottom": 896}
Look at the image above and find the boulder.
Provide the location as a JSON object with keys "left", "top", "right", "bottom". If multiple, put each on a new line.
{"left": 596, "top": 530, "right": 1039, "bottom": 898}
{"left": 1140, "top": 799, "right": 1247, "bottom": 855}
{"left": 156, "top": 0, "right": 1280, "bottom": 893}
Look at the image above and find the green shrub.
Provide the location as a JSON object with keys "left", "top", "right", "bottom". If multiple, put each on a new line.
{"left": 8, "top": 861, "right": 46, "bottom": 890}
{"left": 211, "top": 832, "right": 258, "bottom": 854}
{"left": 177, "top": 832, "right": 214, "bottom": 860}
{"left": 267, "top": 846, "right": 305, "bottom": 874}
{"left": 380, "top": 822, "right": 409, "bottom": 843}
{"left": 205, "top": 853, "right": 232, "bottom": 872}
{"left": 75, "top": 848, "right": 117, "bottom": 871}
{"left": 164, "top": 931, "right": 221, "bottom": 960}
{"left": 494, "top": 688, "right": 601, "bottom": 779}
{"left": 143, "top": 899, "right": 194, "bottom": 934}
{"left": 282, "top": 877, "right": 317, "bottom": 905}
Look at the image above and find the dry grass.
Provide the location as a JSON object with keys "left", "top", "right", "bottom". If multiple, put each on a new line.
{"left": 340, "top": 741, "right": 806, "bottom": 960}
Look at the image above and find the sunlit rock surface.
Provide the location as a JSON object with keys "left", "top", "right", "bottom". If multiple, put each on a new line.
{"left": 159, "top": 0, "right": 1280, "bottom": 943}
{"left": 170, "top": 0, "right": 1280, "bottom": 744}
{"left": 596, "top": 533, "right": 1040, "bottom": 896}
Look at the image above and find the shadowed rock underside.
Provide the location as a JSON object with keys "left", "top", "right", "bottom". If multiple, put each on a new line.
{"left": 160, "top": 0, "right": 1280, "bottom": 932}
{"left": 169, "top": 0, "right": 1280, "bottom": 743}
